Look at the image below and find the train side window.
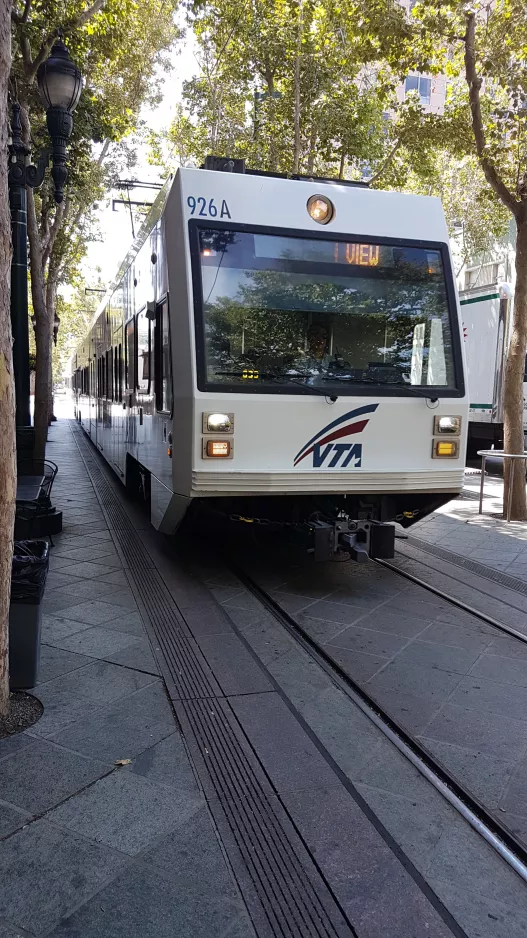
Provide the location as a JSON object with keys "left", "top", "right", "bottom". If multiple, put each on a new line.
{"left": 137, "top": 311, "right": 150, "bottom": 393}
{"left": 106, "top": 349, "right": 113, "bottom": 401}
{"left": 155, "top": 299, "right": 172, "bottom": 414}
{"left": 125, "top": 319, "right": 136, "bottom": 391}
{"left": 118, "top": 343, "right": 123, "bottom": 401}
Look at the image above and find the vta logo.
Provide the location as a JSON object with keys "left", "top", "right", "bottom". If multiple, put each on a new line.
{"left": 293, "top": 404, "right": 379, "bottom": 469}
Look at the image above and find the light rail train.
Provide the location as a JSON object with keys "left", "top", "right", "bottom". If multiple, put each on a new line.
{"left": 72, "top": 158, "right": 468, "bottom": 560}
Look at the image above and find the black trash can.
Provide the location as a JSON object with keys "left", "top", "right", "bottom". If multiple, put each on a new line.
{"left": 9, "top": 540, "right": 50, "bottom": 689}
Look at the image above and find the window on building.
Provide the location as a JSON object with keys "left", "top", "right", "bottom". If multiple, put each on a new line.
{"left": 405, "top": 75, "right": 431, "bottom": 106}
{"left": 155, "top": 299, "right": 172, "bottom": 413}
{"left": 464, "top": 263, "right": 499, "bottom": 290}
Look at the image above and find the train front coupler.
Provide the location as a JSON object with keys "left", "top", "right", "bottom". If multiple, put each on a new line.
{"left": 308, "top": 519, "right": 395, "bottom": 563}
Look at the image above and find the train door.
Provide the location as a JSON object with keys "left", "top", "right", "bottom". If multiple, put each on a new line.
{"left": 154, "top": 297, "right": 173, "bottom": 490}
{"left": 89, "top": 358, "right": 96, "bottom": 439}
{"left": 124, "top": 317, "right": 137, "bottom": 462}
{"left": 113, "top": 339, "right": 126, "bottom": 477}
{"left": 96, "top": 353, "right": 104, "bottom": 452}
{"left": 136, "top": 308, "right": 152, "bottom": 462}
{"left": 104, "top": 347, "right": 114, "bottom": 467}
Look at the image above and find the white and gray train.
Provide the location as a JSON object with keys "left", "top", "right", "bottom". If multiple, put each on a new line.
{"left": 72, "top": 158, "right": 468, "bottom": 560}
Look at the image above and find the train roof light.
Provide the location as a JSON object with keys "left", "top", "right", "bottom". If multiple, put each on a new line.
{"left": 307, "top": 194, "right": 335, "bottom": 225}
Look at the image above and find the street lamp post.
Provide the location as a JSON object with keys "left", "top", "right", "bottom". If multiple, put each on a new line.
{"left": 8, "top": 34, "right": 82, "bottom": 430}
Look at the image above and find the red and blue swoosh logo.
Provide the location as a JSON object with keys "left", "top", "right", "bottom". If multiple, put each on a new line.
{"left": 293, "top": 404, "right": 379, "bottom": 466}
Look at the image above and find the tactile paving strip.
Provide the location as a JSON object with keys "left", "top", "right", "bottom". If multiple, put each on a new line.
{"left": 405, "top": 535, "right": 527, "bottom": 598}
{"left": 71, "top": 423, "right": 354, "bottom": 938}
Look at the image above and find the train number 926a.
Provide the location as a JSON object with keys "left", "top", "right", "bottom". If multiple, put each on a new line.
{"left": 187, "top": 196, "right": 231, "bottom": 219}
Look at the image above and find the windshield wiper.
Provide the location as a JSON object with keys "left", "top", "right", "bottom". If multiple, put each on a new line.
{"left": 278, "top": 375, "right": 338, "bottom": 398}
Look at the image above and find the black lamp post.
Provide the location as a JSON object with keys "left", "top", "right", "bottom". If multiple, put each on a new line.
{"left": 8, "top": 34, "right": 82, "bottom": 429}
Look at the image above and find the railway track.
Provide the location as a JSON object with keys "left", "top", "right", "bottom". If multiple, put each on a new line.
{"left": 228, "top": 552, "right": 527, "bottom": 888}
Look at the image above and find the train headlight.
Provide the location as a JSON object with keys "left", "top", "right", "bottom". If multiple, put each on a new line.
{"left": 203, "top": 412, "right": 233, "bottom": 433}
{"left": 433, "top": 440, "right": 459, "bottom": 459}
{"left": 434, "top": 415, "right": 461, "bottom": 435}
{"left": 307, "top": 194, "right": 334, "bottom": 225}
{"left": 205, "top": 440, "right": 232, "bottom": 458}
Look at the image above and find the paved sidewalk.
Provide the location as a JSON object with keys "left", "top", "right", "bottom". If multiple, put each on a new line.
{"left": 0, "top": 420, "right": 253, "bottom": 938}
{"left": 413, "top": 471, "right": 527, "bottom": 578}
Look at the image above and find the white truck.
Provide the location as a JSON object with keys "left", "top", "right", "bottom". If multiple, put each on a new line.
{"left": 460, "top": 282, "right": 527, "bottom": 457}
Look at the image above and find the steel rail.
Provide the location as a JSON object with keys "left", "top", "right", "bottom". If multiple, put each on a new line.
{"left": 230, "top": 561, "right": 527, "bottom": 888}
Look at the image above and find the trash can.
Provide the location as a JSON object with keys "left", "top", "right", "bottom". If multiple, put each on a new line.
{"left": 9, "top": 540, "right": 50, "bottom": 689}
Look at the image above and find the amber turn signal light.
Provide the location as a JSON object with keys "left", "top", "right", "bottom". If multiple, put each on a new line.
{"left": 206, "top": 440, "right": 231, "bottom": 457}
{"left": 433, "top": 440, "right": 459, "bottom": 458}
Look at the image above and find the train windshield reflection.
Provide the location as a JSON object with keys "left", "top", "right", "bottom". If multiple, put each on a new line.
{"left": 197, "top": 228, "right": 457, "bottom": 394}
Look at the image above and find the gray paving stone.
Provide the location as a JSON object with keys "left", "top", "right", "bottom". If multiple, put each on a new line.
{"left": 53, "top": 544, "right": 119, "bottom": 563}
{"left": 25, "top": 683, "right": 103, "bottom": 737}
{"left": 470, "top": 653, "right": 527, "bottom": 689}
{"left": 269, "top": 574, "right": 334, "bottom": 599}
{"left": 49, "top": 769, "right": 202, "bottom": 855}
{"left": 353, "top": 738, "right": 445, "bottom": 805}
{"left": 368, "top": 684, "right": 444, "bottom": 734}
{"left": 329, "top": 645, "right": 388, "bottom": 683}
{"left": 296, "top": 598, "right": 367, "bottom": 627}
{"left": 366, "top": 659, "right": 463, "bottom": 705}
{"left": 98, "top": 569, "right": 130, "bottom": 587}
{"left": 50, "top": 600, "right": 126, "bottom": 626}
{"left": 423, "top": 738, "right": 516, "bottom": 809}
{"left": 51, "top": 560, "right": 123, "bottom": 580}
{"left": 419, "top": 619, "right": 494, "bottom": 652}
{"left": 40, "top": 660, "right": 157, "bottom": 705}
{"left": 327, "top": 623, "right": 410, "bottom": 658}
{"left": 0, "top": 732, "right": 35, "bottom": 762}
{"left": 50, "top": 626, "right": 140, "bottom": 659}
{"left": 487, "top": 633, "right": 527, "bottom": 661}
{"left": 0, "top": 738, "right": 109, "bottom": 814}
{"left": 36, "top": 645, "right": 92, "bottom": 684}
{"left": 293, "top": 613, "right": 357, "bottom": 644}
{"left": 239, "top": 617, "right": 295, "bottom": 666}
{"left": 295, "top": 683, "right": 382, "bottom": 779}
{"left": 49, "top": 696, "right": 174, "bottom": 762}
{"left": 431, "top": 879, "right": 527, "bottom": 938}
{"left": 196, "top": 634, "right": 272, "bottom": 695}
{"left": 101, "top": 589, "right": 138, "bottom": 611}
{"left": 42, "top": 591, "right": 91, "bottom": 615}
{"left": 45, "top": 571, "right": 86, "bottom": 592}
{"left": 42, "top": 614, "right": 93, "bottom": 643}
{"left": 128, "top": 732, "right": 199, "bottom": 792}
{"left": 94, "top": 611, "right": 144, "bottom": 637}
{"left": 424, "top": 822, "right": 527, "bottom": 910}
{"left": 347, "top": 608, "right": 432, "bottom": 638}
{"left": 388, "top": 592, "right": 451, "bottom": 619}
{"left": 422, "top": 702, "right": 527, "bottom": 761}
{"left": 0, "top": 921, "right": 30, "bottom": 937}
{"left": 356, "top": 784, "right": 452, "bottom": 865}
{"left": 0, "top": 818, "right": 127, "bottom": 936}
{"left": 319, "top": 587, "right": 395, "bottom": 610}
{"left": 393, "top": 640, "right": 482, "bottom": 675}
{"left": 229, "top": 692, "right": 339, "bottom": 793}
{"left": 0, "top": 801, "right": 30, "bottom": 837}
{"left": 222, "top": 591, "right": 268, "bottom": 613}
{"left": 283, "top": 785, "right": 456, "bottom": 938}
{"left": 45, "top": 858, "right": 249, "bottom": 938}
{"left": 498, "top": 752, "right": 527, "bottom": 816}
{"left": 104, "top": 638, "right": 160, "bottom": 673}
{"left": 448, "top": 674, "right": 527, "bottom": 721}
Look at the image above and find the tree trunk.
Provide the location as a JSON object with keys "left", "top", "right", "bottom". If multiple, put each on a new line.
{"left": 306, "top": 122, "right": 317, "bottom": 175}
{"left": 0, "top": 0, "right": 13, "bottom": 721}
{"left": 292, "top": 0, "right": 303, "bottom": 174}
{"left": 46, "top": 273, "right": 58, "bottom": 422}
{"left": 27, "top": 188, "right": 49, "bottom": 461}
{"left": 503, "top": 217, "right": 527, "bottom": 520}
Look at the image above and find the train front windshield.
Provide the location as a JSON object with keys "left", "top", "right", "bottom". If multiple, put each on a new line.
{"left": 195, "top": 227, "right": 460, "bottom": 395}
